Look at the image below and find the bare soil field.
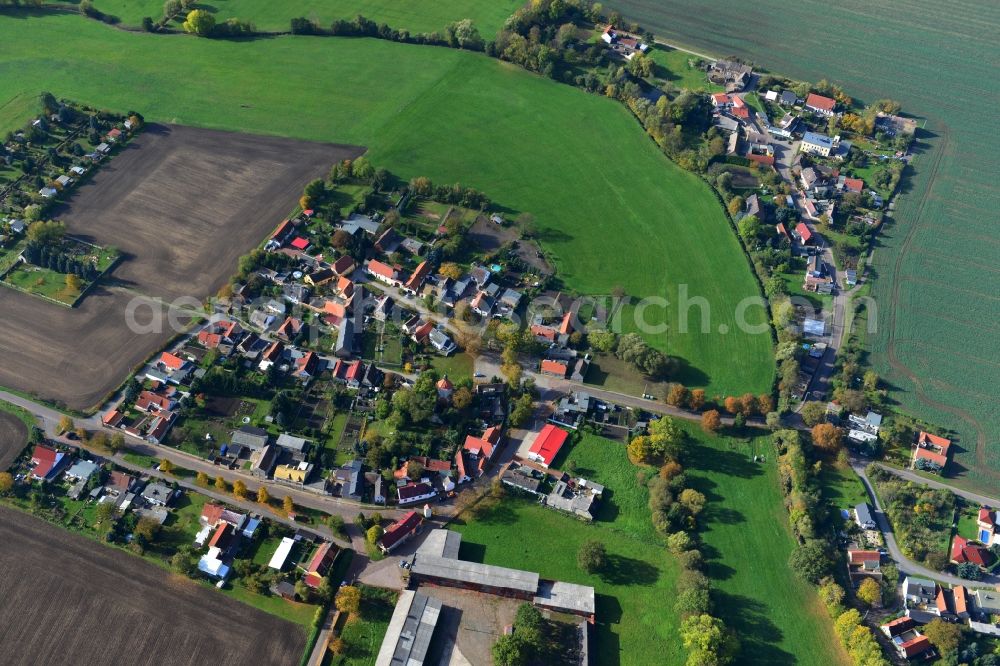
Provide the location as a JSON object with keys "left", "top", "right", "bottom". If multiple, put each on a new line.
{"left": 0, "top": 411, "right": 28, "bottom": 470}
{"left": 0, "top": 505, "right": 305, "bottom": 666}
{"left": 0, "top": 125, "right": 361, "bottom": 410}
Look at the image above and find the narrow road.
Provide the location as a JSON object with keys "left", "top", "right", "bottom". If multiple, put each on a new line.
{"left": 871, "top": 463, "right": 1000, "bottom": 509}
{"left": 852, "top": 461, "right": 998, "bottom": 588}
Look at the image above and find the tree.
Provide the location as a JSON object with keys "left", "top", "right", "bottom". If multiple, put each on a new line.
{"left": 158, "top": 458, "right": 174, "bottom": 474}
{"left": 627, "top": 435, "right": 652, "bottom": 464}
{"left": 335, "top": 585, "right": 361, "bottom": 614}
{"left": 701, "top": 409, "right": 721, "bottom": 434}
{"left": 666, "top": 383, "right": 690, "bottom": 408}
{"left": 182, "top": 9, "right": 215, "bottom": 35}
{"left": 680, "top": 614, "right": 739, "bottom": 666}
{"left": 801, "top": 401, "right": 828, "bottom": 426}
{"left": 647, "top": 416, "right": 684, "bottom": 460}
{"left": 257, "top": 486, "right": 270, "bottom": 504}
{"left": 439, "top": 262, "right": 463, "bottom": 280}
{"left": 956, "top": 561, "right": 981, "bottom": 580}
{"left": 667, "top": 531, "right": 693, "bottom": 555}
{"left": 679, "top": 489, "right": 706, "bottom": 516}
{"left": 727, "top": 196, "right": 744, "bottom": 217}
{"left": 588, "top": 329, "right": 617, "bottom": 353}
{"left": 0, "top": 472, "right": 13, "bottom": 495}
{"left": 856, "top": 578, "right": 881, "bottom": 607}
{"left": 818, "top": 578, "right": 845, "bottom": 614}
{"left": 58, "top": 415, "right": 74, "bottom": 434}
{"left": 788, "top": 540, "right": 833, "bottom": 584}
{"left": 282, "top": 494, "right": 295, "bottom": 514}
{"left": 26, "top": 220, "right": 66, "bottom": 246}
{"left": 95, "top": 500, "right": 117, "bottom": 525}
{"left": 108, "top": 432, "right": 125, "bottom": 453}
{"left": 232, "top": 480, "right": 247, "bottom": 498}
{"left": 577, "top": 540, "right": 607, "bottom": 573}
{"left": 214, "top": 475, "right": 227, "bottom": 492}
{"left": 327, "top": 514, "right": 345, "bottom": 535}
{"left": 811, "top": 423, "right": 844, "bottom": 454}
{"left": 688, "top": 389, "right": 705, "bottom": 411}
{"left": 492, "top": 635, "right": 526, "bottom": 666}
{"left": 195, "top": 471, "right": 209, "bottom": 487}
{"left": 134, "top": 516, "right": 160, "bottom": 544}
{"left": 863, "top": 370, "right": 879, "bottom": 391}
{"left": 65, "top": 273, "right": 82, "bottom": 292}
{"left": 366, "top": 524, "right": 383, "bottom": 545}
{"left": 922, "top": 618, "right": 963, "bottom": 656}
{"left": 170, "top": 547, "right": 197, "bottom": 576}
{"left": 723, "top": 396, "right": 740, "bottom": 414}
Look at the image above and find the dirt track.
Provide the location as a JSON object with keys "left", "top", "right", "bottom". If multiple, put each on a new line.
{"left": 0, "top": 505, "right": 305, "bottom": 666}
{"left": 0, "top": 411, "right": 28, "bottom": 471}
{"left": 0, "top": 125, "right": 362, "bottom": 410}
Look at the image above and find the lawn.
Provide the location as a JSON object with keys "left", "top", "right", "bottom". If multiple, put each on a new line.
{"left": 683, "top": 429, "right": 850, "bottom": 666}
{"left": 4, "top": 264, "right": 80, "bottom": 304}
{"left": 819, "top": 462, "right": 869, "bottom": 512}
{"left": 428, "top": 353, "right": 473, "bottom": 382}
{"left": 330, "top": 585, "right": 398, "bottom": 666}
{"left": 0, "top": 12, "right": 773, "bottom": 399}
{"left": 647, "top": 45, "right": 717, "bottom": 92}
{"left": 75, "top": 0, "right": 521, "bottom": 36}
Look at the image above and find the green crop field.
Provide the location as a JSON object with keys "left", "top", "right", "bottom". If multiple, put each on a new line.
{"left": 64, "top": 0, "right": 521, "bottom": 36}
{"left": 454, "top": 431, "right": 844, "bottom": 665}
{"left": 0, "top": 12, "right": 773, "bottom": 397}
{"left": 606, "top": 0, "right": 1000, "bottom": 495}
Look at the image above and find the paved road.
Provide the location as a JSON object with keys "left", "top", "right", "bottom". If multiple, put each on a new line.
{"left": 852, "top": 461, "right": 998, "bottom": 588}
{"left": 872, "top": 463, "right": 1000, "bottom": 509}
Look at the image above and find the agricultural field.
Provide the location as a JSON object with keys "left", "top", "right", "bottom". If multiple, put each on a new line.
{"left": 68, "top": 0, "right": 521, "bottom": 36}
{"left": 605, "top": 0, "right": 1000, "bottom": 495}
{"left": 0, "top": 12, "right": 774, "bottom": 399}
{"left": 0, "top": 410, "right": 29, "bottom": 470}
{"left": 0, "top": 123, "right": 358, "bottom": 411}
{"left": 0, "top": 505, "right": 306, "bottom": 665}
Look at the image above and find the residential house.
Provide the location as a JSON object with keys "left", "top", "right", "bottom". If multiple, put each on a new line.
{"left": 793, "top": 222, "right": 813, "bottom": 245}
{"left": 141, "top": 482, "right": 175, "bottom": 507}
{"left": 231, "top": 425, "right": 270, "bottom": 452}
{"left": 913, "top": 431, "right": 951, "bottom": 471}
{"left": 973, "top": 589, "right": 1000, "bottom": 617}
{"left": 428, "top": 328, "right": 456, "bottom": 355}
{"left": 470, "top": 290, "right": 494, "bottom": 317}
{"left": 365, "top": 259, "right": 399, "bottom": 286}
{"left": 64, "top": 459, "right": 99, "bottom": 483}
{"left": 274, "top": 461, "right": 313, "bottom": 485}
{"left": 334, "top": 317, "right": 356, "bottom": 358}
{"left": 258, "top": 340, "right": 284, "bottom": 371}
{"left": 847, "top": 411, "right": 882, "bottom": 444}
{"left": 340, "top": 213, "right": 380, "bottom": 236}
{"left": 805, "top": 93, "right": 836, "bottom": 116}
{"left": 880, "top": 617, "right": 933, "bottom": 661}
{"left": 276, "top": 433, "right": 309, "bottom": 456}
{"left": 105, "top": 471, "right": 135, "bottom": 497}
{"left": 249, "top": 445, "right": 277, "bottom": 479}
{"left": 800, "top": 131, "right": 835, "bottom": 157}
{"left": 375, "top": 227, "right": 401, "bottom": 254}
{"left": 846, "top": 549, "right": 882, "bottom": 586}
{"left": 398, "top": 481, "right": 437, "bottom": 506}
{"left": 855, "top": 503, "right": 877, "bottom": 530}
{"left": 301, "top": 541, "right": 337, "bottom": 588}
{"left": 294, "top": 351, "right": 320, "bottom": 380}
{"left": 976, "top": 507, "right": 998, "bottom": 546}
{"left": 276, "top": 316, "right": 303, "bottom": 341}
{"left": 950, "top": 535, "right": 995, "bottom": 570}
{"left": 30, "top": 445, "right": 68, "bottom": 482}
{"left": 332, "top": 254, "right": 356, "bottom": 276}
{"left": 378, "top": 511, "right": 422, "bottom": 554}
{"left": 403, "top": 260, "right": 431, "bottom": 295}
{"left": 334, "top": 460, "right": 364, "bottom": 501}
{"left": 903, "top": 577, "right": 941, "bottom": 623}
{"left": 780, "top": 90, "right": 798, "bottom": 106}
{"left": 463, "top": 426, "right": 502, "bottom": 478}
{"left": 527, "top": 424, "right": 569, "bottom": 468}
{"left": 540, "top": 359, "right": 568, "bottom": 379}
{"left": 708, "top": 59, "right": 752, "bottom": 92}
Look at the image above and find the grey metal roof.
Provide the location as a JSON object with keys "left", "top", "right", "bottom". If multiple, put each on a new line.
{"left": 855, "top": 503, "right": 875, "bottom": 526}
{"left": 534, "top": 580, "right": 596, "bottom": 615}
{"left": 410, "top": 555, "right": 539, "bottom": 594}
{"left": 276, "top": 433, "right": 308, "bottom": 452}
{"left": 417, "top": 529, "right": 463, "bottom": 560}
{"left": 375, "top": 591, "right": 442, "bottom": 666}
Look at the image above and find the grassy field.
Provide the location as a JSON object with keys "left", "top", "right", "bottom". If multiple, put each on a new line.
{"left": 72, "top": 0, "right": 521, "bottom": 36}
{"left": 454, "top": 430, "right": 844, "bottom": 665}
{"left": 683, "top": 430, "right": 849, "bottom": 666}
{"left": 329, "top": 585, "right": 398, "bottom": 666}
{"left": 605, "top": 0, "right": 1000, "bottom": 496}
{"left": 4, "top": 264, "right": 81, "bottom": 304}
{"left": 0, "top": 12, "right": 772, "bottom": 398}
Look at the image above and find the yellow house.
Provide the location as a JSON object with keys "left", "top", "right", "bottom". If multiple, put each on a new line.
{"left": 274, "top": 461, "right": 312, "bottom": 484}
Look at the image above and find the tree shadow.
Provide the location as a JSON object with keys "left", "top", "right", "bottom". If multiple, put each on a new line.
{"left": 685, "top": 440, "right": 763, "bottom": 481}
{"left": 599, "top": 553, "right": 659, "bottom": 586}
{"left": 457, "top": 541, "right": 486, "bottom": 564}
{"left": 713, "top": 591, "right": 795, "bottom": 666}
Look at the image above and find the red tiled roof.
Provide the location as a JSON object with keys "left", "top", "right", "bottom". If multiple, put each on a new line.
{"left": 528, "top": 424, "right": 569, "bottom": 466}
{"left": 405, "top": 261, "right": 430, "bottom": 292}
{"left": 795, "top": 222, "right": 813, "bottom": 243}
{"left": 844, "top": 177, "right": 864, "bottom": 193}
{"left": 31, "top": 445, "right": 60, "bottom": 478}
{"left": 900, "top": 635, "right": 932, "bottom": 659}
{"left": 201, "top": 503, "right": 225, "bottom": 526}
{"left": 731, "top": 95, "right": 746, "bottom": 108}
{"left": 296, "top": 351, "right": 318, "bottom": 375}
{"left": 541, "top": 359, "right": 568, "bottom": 377}
{"left": 305, "top": 542, "right": 335, "bottom": 577}
{"left": 979, "top": 507, "right": 995, "bottom": 526}
{"left": 464, "top": 428, "right": 501, "bottom": 459}
{"left": 198, "top": 331, "right": 223, "bottom": 348}
{"left": 107, "top": 470, "right": 133, "bottom": 493}
{"left": 102, "top": 409, "right": 123, "bottom": 426}
{"left": 954, "top": 586, "right": 968, "bottom": 614}
{"left": 776, "top": 223, "right": 789, "bottom": 238}
{"left": 413, "top": 321, "right": 434, "bottom": 341}
{"left": 805, "top": 93, "right": 836, "bottom": 112}
{"left": 208, "top": 522, "right": 230, "bottom": 549}
{"left": 455, "top": 449, "right": 468, "bottom": 479}
{"left": 345, "top": 360, "right": 363, "bottom": 381}
{"left": 558, "top": 310, "right": 573, "bottom": 335}
{"left": 271, "top": 219, "right": 293, "bottom": 241}
{"left": 379, "top": 511, "right": 421, "bottom": 551}
{"left": 366, "top": 259, "right": 397, "bottom": 280}
{"left": 277, "top": 317, "right": 302, "bottom": 339}
{"left": 483, "top": 426, "right": 501, "bottom": 444}
{"left": 848, "top": 550, "right": 880, "bottom": 565}
{"left": 159, "top": 352, "right": 185, "bottom": 370}
{"left": 712, "top": 93, "right": 729, "bottom": 104}
{"left": 918, "top": 431, "right": 951, "bottom": 450}
{"left": 914, "top": 446, "right": 948, "bottom": 467}
{"left": 732, "top": 106, "right": 750, "bottom": 119}
{"left": 261, "top": 341, "right": 283, "bottom": 362}
{"left": 531, "top": 324, "right": 557, "bottom": 341}
{"left": 290, "top": 236, "right": 310, "bottom": 251}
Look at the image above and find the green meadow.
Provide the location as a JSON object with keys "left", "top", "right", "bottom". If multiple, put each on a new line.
{"left": 606, "top": 0, "right": 1000, "bottom": 494}
{"left": 0, "top": 12, "right": 773, "bottom": 397}
{"left": 67, "top": 0, "right": 521, "bottom": 36}
{"left": 454, "top": 431, "right": 845, "bottom": 666}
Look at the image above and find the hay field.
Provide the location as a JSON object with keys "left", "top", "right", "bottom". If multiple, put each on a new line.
{"left": 606, "top": 0, "right": 1000, "bottom": 494}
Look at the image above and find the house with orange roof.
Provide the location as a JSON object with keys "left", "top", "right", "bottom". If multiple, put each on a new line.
{"left": 805, "top": 92, "right": 837, "bottom": 116}
{"left": 912, "top": 431, "right": 951, "bottom": 472}
{"left": 365, "top": 259, "right": 399, "bottom": 286}
{"left": 276, "top": 316, "right": 303, "bottom": 341}
{"left": 455, "top": 449, "right": 471, "bottom": 484}
{"left": 880, "top": 617, "right": 933, "bottom": 660}
{"left": 540, "top": 359, "right": 569, "bottom": 378}
{"left": 846, "top": 548, "right": 882, "bottom": 586}
{"left": 158, "top": 351, "right": 186, "bottom": 371}
{"left": 258, "top": 340, "right": 284, "bottom": 371}
{"left": 301, "top": 541, "right": 338, "bottom": 588}
{"left": 294, "top": 351, "right": 319, "bottom": 380}
{"left": 403, "top": 260, "right": 431, "bottom": 295}
{"left": 463, "top": 426, "right": 503, "bottom": 477}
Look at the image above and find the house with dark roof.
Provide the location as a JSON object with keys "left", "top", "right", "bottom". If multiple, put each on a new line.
{"left": 398, "top": 481, "right": 437, "bottom": 506}
{"left": 231, "top": 425, "right": 270, "bottom": 451}
{"left": 854, "top": 503, "right": 877, "bottom": 530}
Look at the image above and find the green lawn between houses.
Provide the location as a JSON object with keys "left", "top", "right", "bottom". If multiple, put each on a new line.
{"left": 453, "top": 430, "right": 847, "bottom": 666}
{"left": 0, "top": 12, "right": 774, "bottom": 399}
{"left": 65, "top": 0, "right": 522, "bottom": 37}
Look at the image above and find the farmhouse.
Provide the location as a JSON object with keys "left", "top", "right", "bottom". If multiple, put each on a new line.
{"left": 709, "top": 60, "right": 752, "bottom": 92}
{"left": 912, "top": 431, "right": 951, "bottom": 471}
{"left": 378, "top": 511, "right": 423, "bottom": 554}
{"left": 846, "top": 549, "right": 882, "bottom": 587}
{"left": 366, "top": 259, "right": 399, "bottom": 286}
{"left": 540, "top": 358, "right": 569, "bottom": 378}
{"left": 805, "top": 93, "right": 837, "bottom": 116}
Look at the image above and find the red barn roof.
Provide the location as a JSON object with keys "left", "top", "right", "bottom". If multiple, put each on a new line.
{"left": 805, "top": 93, "right": 836, "bottom": 112}
{"left": 794, "top": 222, "right": 813, "bottom": 243}
{"left": 528, "top": 424, "right": 569, "bottom": 466}
{"left": 379, "top": 511, "right": 422, "bottom": 552}
{"left": 918, "top": 431, "right": 951, "bottom": 450}
{"left": 540, "top": 359, "right": 568, "bottom": 377}
{"left": 289, "top": 236, "right": 310, "bottom": 251}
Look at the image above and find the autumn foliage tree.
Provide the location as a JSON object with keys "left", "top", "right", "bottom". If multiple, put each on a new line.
{"left": 701, "top": 410, "right": 721, "bottom": 434}
{"left": 688, "top": 389, "right": 705, "bottom": 411}
{"left": 723, "top": 396, "right": 740, "bottom": 414}
{"left": 335, "top": 585, "right": 361, "bottom": 614}
{"left": 811, "top": 423, "right": 844, "bottom": 454}
{"left": 665, "top": 384, "right": 690, "bottom": 408}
